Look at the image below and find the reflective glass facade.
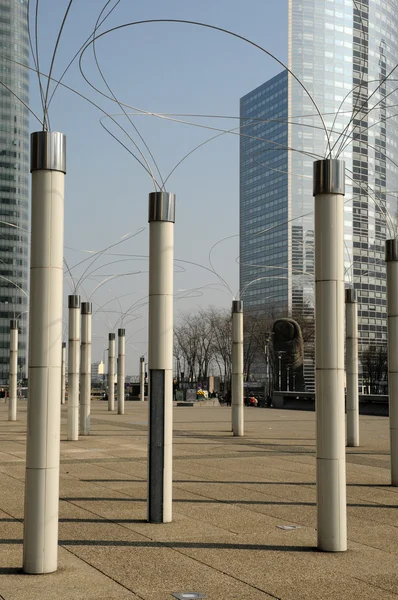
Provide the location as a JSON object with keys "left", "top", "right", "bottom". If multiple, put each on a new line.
{"left": 240, "top": 0, "right": 398, "bottom": 386}
{"left": 0, "top": 0, "right": 29, "bottom": 382}
{"left": 240, "top": 72, "right": 289, "bottom": 310}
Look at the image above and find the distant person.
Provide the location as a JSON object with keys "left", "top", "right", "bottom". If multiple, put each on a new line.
{"left": 225, "top": 390, "right": 231, "bottom": 407}
{"left": 249, "top": 395, "right": 258, "bottom": 407}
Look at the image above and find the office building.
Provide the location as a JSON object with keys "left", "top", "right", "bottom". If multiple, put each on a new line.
{"left": 0, "top": 0, "right": 29, "bottom": 383}
{"left": 91, "top": 360, "right": 105, "bottom": 382}
{"left": 240, "top": 0, "right": 398, "bottom": 387}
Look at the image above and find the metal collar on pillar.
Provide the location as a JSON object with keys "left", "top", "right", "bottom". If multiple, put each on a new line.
{"left": 68, "top": 294, "right": 80, "bottom": 309}
{"left": 109, "top": 333, "right": 115, "bottom": 341}
{"left": 345, "top": 288, "right": 357, "bottom": 304}
{"left": 81, "top": 302, "right": 92, "bottom": 315}
{"left": 232, "top": 300, "right": 243, "bottom": 314}
{"left": 30, "top": 131, "right": 66, "bottom": 174}
{"left": 313, "top": 159, "right": 345, "bottom": 196}
{"left": 386, "top": 239, "right": 398, "bottom": 262}
{"left": 10, "top": 319, "right": 18, "bottom": 330}
{"left": 118, "top": 328, "right": 125, "bottom": 337}
{"left": 148, "top": 192, "right": 176, "bottom": 223}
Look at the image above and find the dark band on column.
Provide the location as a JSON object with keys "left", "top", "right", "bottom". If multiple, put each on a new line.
{"left": 148, "top": 369, "right": 165, "bottom": 522}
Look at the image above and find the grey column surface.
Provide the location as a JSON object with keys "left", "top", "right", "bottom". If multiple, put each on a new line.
{"left": 148, "top": 191, "right": 175, "bottom": 523}
{"left": 23, "top": 131, "right": 66, "bottom": 574}
{"left": 8, "top": 319, "right": 18, "bottom": 421}
{"left": 108, "top": 333, "right": 115, "bottom": 411}
{"left": 67, "top": 294, "right": 81, "bottom": 441}
{"left": 345, "top": 288, "right": 359, "bottom": 447}
{"left": 231, "top": 300, "right": 244, "bottom": 436}
{"left": 61, "top": 342, "right": 66, "bottom": 405}
{"left": 140, "top": 356, "right": 145, "bottom": 401}
{"left": 80, "top": 302, "right": 92, "bottom": 435}
{"left": 386, "top": 239, "right": 398, "bottom": 485}
{"left": 117, "top": 328, "right": 125, "bottom": 415}
{"left": 314, "top": 159, "right": 347, "bottom": 552}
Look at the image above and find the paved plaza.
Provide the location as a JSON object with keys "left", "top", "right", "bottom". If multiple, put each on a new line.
{"left": 0, "top": 401, "right": 397, "bottom": 599}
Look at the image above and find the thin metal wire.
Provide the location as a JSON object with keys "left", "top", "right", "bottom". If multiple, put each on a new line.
{"left": 103, "top": 111, "right": 322, "bottom": 187}
{"left": 47, "top": 0, "right": 120, "bottom": 111}
{"left": 0, "top": 80, "right": 43, "bottom": 126}
{"left": 337, "top": 84, "right": 398, "bottom": 157}
{"left": 344, "top": 169, "right": 395, "bottom": 238}
{"left": 327, "top": 0, "right": 368, "bottom": 158}
{"left": 91, "top": 11, "right": 164, "bottom": 192}
{"left": 78, "top": 18, "right": 332, "bottom": 156}
{"left": 0, "top": 56, "right": 158, "bottom": 182}
{"left": 91, "top": 9, "right": 164, "bottom": 191}
{"left": 334, "top": 62, "right": 398, "bottom": 159}
{"left": 73, "top": 230, "right": 144, "bottom": 292}
{"left": 43, "top": 0, "right": 75, "bottom": 130}
{"left": 27, "top": 0, "right": 46, "bottom": 126}
{"left": 68, "top": 229, "right": 145, "bottom": 272}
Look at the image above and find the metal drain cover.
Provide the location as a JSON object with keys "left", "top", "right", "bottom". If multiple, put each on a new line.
{"left": 171, "top": 594, "right": 206, "bottom": 599}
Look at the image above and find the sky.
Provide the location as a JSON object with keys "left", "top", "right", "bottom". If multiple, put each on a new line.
{"left": 28, "top": 0, "right": 288, "bottom": 374}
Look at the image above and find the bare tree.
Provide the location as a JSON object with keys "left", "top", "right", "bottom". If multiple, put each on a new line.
{"left": 361, "top": 344, "right": 388, "bottom": 393}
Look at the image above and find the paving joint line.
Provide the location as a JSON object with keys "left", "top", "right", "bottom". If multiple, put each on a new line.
{"left": 351, "top": 575, "right": 398, "bottom": 597}
{"left": 60, "top": 498, "right": 281, "bottom": 600}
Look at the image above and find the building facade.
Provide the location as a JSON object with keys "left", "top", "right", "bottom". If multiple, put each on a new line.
{"left": 240, "top": 0, "right": 398, "bottom": 388}
{"left": 91, "top": 360, "right": 105, "bottom": 382}
{"left": 0, "top": 0, "right": 29, "bottom": 383}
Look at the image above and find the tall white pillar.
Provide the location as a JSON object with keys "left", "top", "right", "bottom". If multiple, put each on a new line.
{"left": 67, "top": 295, "right": 80, "bottom": 441}
{"left": 23, "top": 131, "right": 65, "bottom": 574}
{"left": 147, "top": 191, "right": 175, "bottom": 523}
{"left": 61, "top": 342, "right": 66, "bottom": 405}
{"left": 386, "top": 239, "right": 398, "bottom": 486}
{"left": 232, "top": 300, "right": 244, "bottom": 436}
{"left": 117, "top": 328, "right": 125, "bottom": 415}
{"left": 80, "top": 302, "right": 92, "bottom": 435}
{"left": 108, "top": 333, "right": 115, "bottom": 411}
{"left": 8, "top": 319, "right": 18, "bottom": 421}
{"left": 345, "top": 288, "right": 359, "bottom": 447}
{"left": 140, "top": 356, "right": 145, "bottom": 401}
{"left": 314, "top": 159, "right": 347, "bottom": 552}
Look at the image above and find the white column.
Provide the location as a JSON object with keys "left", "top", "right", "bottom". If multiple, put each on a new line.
{"left": 108, "top": 333, "right": 115, "bottom": 411}
{"left": 386, "top": 239, "right": 398, "bottom": 486}
{"left": 80, "top": 302, "right": 92, "bottom": 435}
{"left": 67, "top": 295, "right": 80, "bottom": 441}
{"left": 61, "top": 342, "right": 66, "bottom": 405}
{"left": 232, "top": 300, "right": 244, "bottom": 436}
{"left": 346, "top": 288, "right": 359, "bottom": 447}
{"left": 140, "top": 356, "right": 145, "bottom": 401}
{"left": 8, "top": 319, "right": 18, "bottom": 421}
{"left": 117, "top": 328, "right": 125, "bottom": 415}
{"left": 314, "top": 159, "right": 347, "bottom": 552}
{"left": 147, "top": 191, "right": 175, "bottom": 523}
{"left": 23, "top": 131, "right": 65, "bottom": 574}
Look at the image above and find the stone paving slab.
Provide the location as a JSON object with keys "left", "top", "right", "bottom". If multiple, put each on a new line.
{"left": 0, "top": 401, "right": 398, "bottom": 599}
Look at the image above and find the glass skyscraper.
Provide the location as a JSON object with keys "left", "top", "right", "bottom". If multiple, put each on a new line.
{"left": 0, "top": 0, "right": 29, "bottom": 382}
{"left": 240, "top": 0, "right": 398, "bottom": 387}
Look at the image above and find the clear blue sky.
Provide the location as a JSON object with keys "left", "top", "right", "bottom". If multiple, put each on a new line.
{"left": 30, "top": 0, "right": 287, "bottom": 372}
